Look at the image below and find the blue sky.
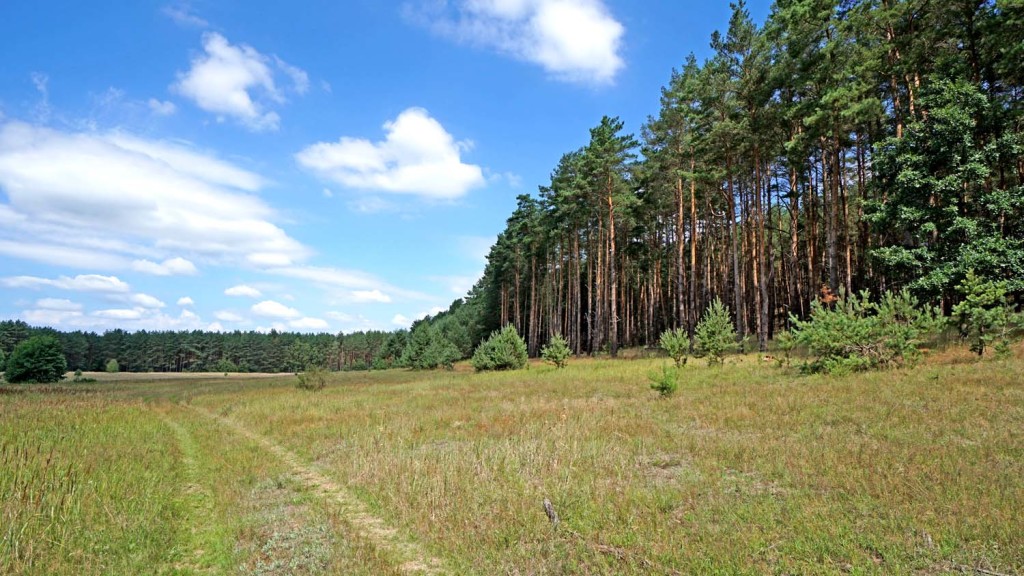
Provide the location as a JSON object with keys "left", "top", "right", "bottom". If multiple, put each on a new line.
{"left": 0, "top": 0, "right": 769, "bottom": 334}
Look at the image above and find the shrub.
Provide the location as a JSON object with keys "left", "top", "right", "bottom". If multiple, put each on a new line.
{"left": 541, "top": 334, "right": 571, "bottom": 368}
{"left": 790, "top": 289, "right": 941, "bottom": 374}
{"left": 296, "top": 366, "right": 328, "bottom": 391}
{"left": 472, "top": 325, "right": 528, "bottom": 372}
{"left": 72, "top": 369, "right": 97, "bottom": 383}
{"left": 0, "top": 348, "right": 6, "bottom": 374}
{"left": 658, "top": 327, "right": 690, "bottom": 367}
{"left": 694, "top": 298, "right": 738, "bottom": 366}
{"left": 5, "top": 336, "right": 68, "bottom": 384}
{"left": 105, "top": 359, "right": 120, "bottom": 373}
{"left": 401, "top": 324, "right": 462, "bottom": 370}
{"left": 213, "top": 359, "right": 239, "bottom": 373}
{"left": 952, "top": 270, "right": 1013, "bottom": 357}
{"left": 648, "top": 364, "right": 679, "bottom": 397}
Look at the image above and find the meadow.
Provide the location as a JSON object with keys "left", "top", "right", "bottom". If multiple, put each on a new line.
{"left": 2, "top": 346, "right": 1022, "bottom": 575}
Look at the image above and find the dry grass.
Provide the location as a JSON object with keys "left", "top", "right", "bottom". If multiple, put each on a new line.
{"left": 3, "top": 346, "right": 1022, "bottom": 574}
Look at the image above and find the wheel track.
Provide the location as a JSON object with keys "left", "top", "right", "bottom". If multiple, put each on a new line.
{"left": 185, "top": 404, "right": 447, "bottom": 576}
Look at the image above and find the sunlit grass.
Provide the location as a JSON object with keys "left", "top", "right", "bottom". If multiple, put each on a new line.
{"left": 2, "top": 344, "right": 1022, "bottom": 574}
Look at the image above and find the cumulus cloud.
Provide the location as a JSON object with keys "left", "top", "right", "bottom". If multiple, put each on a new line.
{"left": 391, "top": 306, "right": 446, "bottom": 328}
{"left": 295, "top": 107, "right": 485, "bottom": 200}
{"left": 36, "top": 298, "right": 83, "bottom": 311}
{"left": 215, "top": 310, "right": 245, "bottom": 322}
{"left": 289, "top": 317, "right": 328, "bottom": 331}
{"left": 177, "top": 296, "right": 195, "bottom": 306}
{"left": 18, "top": 300, "right": 207, "bottom": 332}
{"left": 127, "top": 293, "right": 166, "bottom": 309}
{"left": 251, "top": 300, "right": 301, "bottom": 319}
{"left": 352, "top": 289, "right": 392, "bottom": 303}
{"left": 132, "top": 257, "right": 197, "bottom": 276}
{"left": 411, "top": 0, "right": 625, "bottom": 84}
{"left": 0, "top": 121, "right": 308, "bottom": 271}
{"left": 2, "top": 274, "right": 130, "bottom": 292}
{"left": 225, "top": 284, "right": 262, "bottom": 298}
{"left": 94, "top": 308, "right": 145, "bottom": 320}
{"left": 173, "top": 33, "right": 307, "bottom": 131}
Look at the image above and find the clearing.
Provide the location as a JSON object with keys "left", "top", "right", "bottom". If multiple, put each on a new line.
{"left": 2, "top": 347, "right": 1023, "bottom": 575}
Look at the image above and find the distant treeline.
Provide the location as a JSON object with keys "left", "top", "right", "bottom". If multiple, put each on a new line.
{"left": 0, "top": 320, "right": 408, "bottom": 373}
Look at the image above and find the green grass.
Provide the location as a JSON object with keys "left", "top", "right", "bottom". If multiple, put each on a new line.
{"left": 2, "top": 346, "right": 1022, "bottom": 574}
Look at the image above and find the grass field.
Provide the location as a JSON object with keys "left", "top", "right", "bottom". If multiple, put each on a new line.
{"left": 2, "top": 345, "right": 1022, "bottom": 575}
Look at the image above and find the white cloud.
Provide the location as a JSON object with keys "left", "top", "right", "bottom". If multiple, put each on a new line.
{"left": 251, "top": 300, "right": 301, "bottom": 319}
{"left": 177, "top": 296, "right": 195, "bottom": 306}
{"left": 0, "top": 240, "right": 129, "bottom": 270}
{"left": 412, "top": 0, "right": 625, "bottom": 84}
{"left": 215, "top": 310, "right": 245, "bottom": 322}
{"left": 23, "top": 308, "right": 85, "bottom": 326}
{"left": 18, "top": 301, "right": 206, "bottom": 332}
{"left": 295, "top": 107, "right": 486, "bottom": 200}
{"left": 352, "top": 289, "right": 392, "bottom": 303}
{"left": 148, "top": 98, "right": 177, "bottom": 116}
{"left": 225, "top": 284, "right": 262, "bottom": 298}
{"left": 127, "top": 293, "right": 166, "bottom": 309}
{"left": 0, "top": 121, "right": 308, "bottom": 270}
{"left": 267, "top": 265, "right": 432, "bottom": 303}
{"left": 206, "top": 322, "right": 225, "bottom": 332}
{"left": 274, "top": 56, "right": 310, "bottom": 95}
{"left": 2, "top": 274, "right": 130, "bottom": 292}
{"left": 31, "top": 72, "right": 51, "bottom": 122}
{"left": 255, "top": 322, "right": 288, "bottom": 334}
{"left": 36, "top": 298, "right": 83, "bottom": 311}
{"left": 391, "top": 306, "right": 446, "bottom": 328}
{"left": 173, "top": 33, "right": 307, "bottom": 131}
{"left": 94, "top": 308, "right": 145, "bottom": 320}
{"left": 289, "top": 317, "right": 329, "bottom": 331}
{"left": 162, "top": 3, "right": 209, "bottom": 28}
{"left": 132, "top": 257, "right": 197, "bottom": 276}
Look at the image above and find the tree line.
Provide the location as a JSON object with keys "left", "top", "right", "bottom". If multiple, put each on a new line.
{"left": 465, "top": 0, "right": 1023, "bottom": 356}
{"left": 0, "top": 320, "right": 408, "bottom": 374}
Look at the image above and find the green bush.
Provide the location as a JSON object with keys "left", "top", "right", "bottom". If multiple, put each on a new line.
{"left": 105, "top": 359, "right": 120, "bottom": 373}
{"left": 694, "top": 298, "right": 738, "bottom": 366}
{"left": 296, "top": 366, "right": 328, "bottom": 391}
{"left": 471, "top": 325, "right": 528, "bottom": 372}
{"left": 401, "top": 324, "right": 463, "bottom": 370}
{"left": 658, "top": 327, "right": 690, "bottom": 367}
{"left": 541, "top": 334, "right": 571, "bottom": 368}
{"left": 790, "top": 289, "right": 941, "bottom": 375}
{"left": 952, "top": 270, "right": 1013, "bottom": 357}
{"left": 212, "top": 359, "right": 240, "bottom": 373}
{"left": 5, "top": 336, "right": 68, "bottom": 384}
{"left": 648, "top": 364, "right": 679, "bottom": 397}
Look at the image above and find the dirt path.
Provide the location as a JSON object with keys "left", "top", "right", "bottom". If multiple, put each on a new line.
{"left": 159, "top": 412, "right": 219, "bottom": 575}
{"left": 186, "top": 405, "right": 448, "bottom": 575}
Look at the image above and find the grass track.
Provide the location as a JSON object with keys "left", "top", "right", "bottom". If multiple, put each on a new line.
{"left": 2, "top": 346, "right": 1022, "bottom": 574}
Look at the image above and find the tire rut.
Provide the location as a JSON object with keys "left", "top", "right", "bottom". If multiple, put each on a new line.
{"left": 186, "top": 405, "right": 447, "bottom": 576}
